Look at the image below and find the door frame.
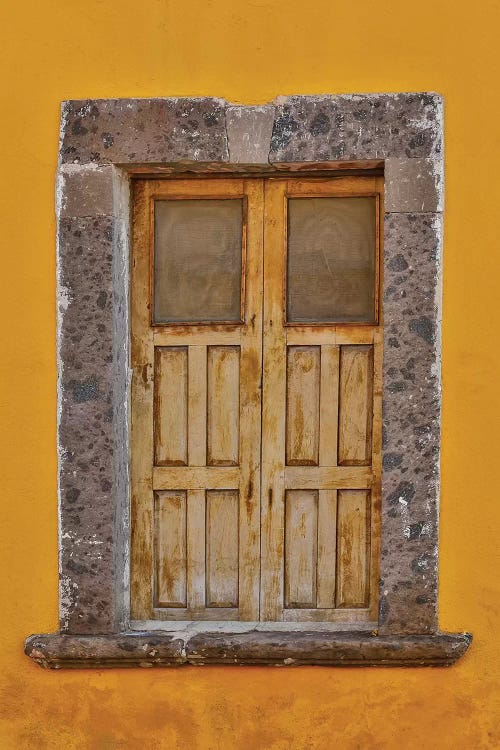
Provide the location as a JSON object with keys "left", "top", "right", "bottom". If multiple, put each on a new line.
{"left": 130, "top": 174, "right": 383, "bottom": 627}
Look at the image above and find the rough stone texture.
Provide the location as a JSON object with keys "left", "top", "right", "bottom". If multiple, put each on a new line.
{"left": 25, "top": 631, "right": 471, "bottom": 669}
{"left": 60, "top": 98, "right": 229, "bottom": 165}
{"left": 58, "top": 215, "right": 117, "bottom": 633}
{"left": 24, "top": 94, "right": 469, "bottom": 664}
{"left": 25, "top": 633, "right": 185, "bottom": 668}
{"left": 385, "top": 158, "right": 443, "bottom": 213}
{"left": 269, "top": 94, "right": 443, "bottom": 162}
{"left": 58, "top": 166, "right": 115, "bottom": 217}
{"left": 380, "top": 213, "right": 442, "bottom": 635}
{"left": 226, "top": 105, "right": 275, "bottom": 163}
{"left": 57, "top": 163, "right": 130, "bottom": 634}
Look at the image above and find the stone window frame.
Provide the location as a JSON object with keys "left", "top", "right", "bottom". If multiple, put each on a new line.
{"left": 25, "top": 93, "right": 472, "bottom": 668}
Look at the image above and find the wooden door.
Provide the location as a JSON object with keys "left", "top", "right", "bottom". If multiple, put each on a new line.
{"left": 260, "top": 176, "right": 383, "bottom": 623}
{"left": 131, "top": 178, "right": 263, "bottom": 621}
{"left": 131, "top": 174, "right": 382, "bottom": 625}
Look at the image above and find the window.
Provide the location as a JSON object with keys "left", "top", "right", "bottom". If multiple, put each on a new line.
{"left": 25, "top": 94, "right": 471, "bottom": 668}
{"left": 131, "top": 175, "right": 383, "bottom": 626}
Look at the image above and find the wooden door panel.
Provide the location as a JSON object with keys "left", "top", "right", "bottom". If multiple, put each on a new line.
{"left": 285, "top": 489, "right": 318, "bottom": 608}
{"left": 206, "top": 490, "right": 239, "bottom": 607}
{"left": 261, "top": 176, "right": 383, "bottom": 623}
{"left": 286, "top": 346, "right": 321, "bottom": 466}
{"left": 336, "top": 490, "right": 371, "bottom": 608}
{"left": 207, "top": 345, "right": 240, "bottom": 466}
{"left": 131, "top": 178, "right": 263, "bottom": 622}
{"left": 154, "top": 347, "right": 188, "bottom": 466}
{"left": 338, "top": 345, "right": 374, "bottom": 466}
{"left": 155, "top": 490, "right": 187, "bottom": 608}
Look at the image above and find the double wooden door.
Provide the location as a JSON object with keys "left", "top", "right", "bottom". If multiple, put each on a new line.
{"left": 131, "top": 175, "right": 382, "bottom": 624}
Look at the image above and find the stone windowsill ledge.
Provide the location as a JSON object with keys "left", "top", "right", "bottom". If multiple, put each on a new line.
{"left": 25, "top": 630, "right": 472, "bottom": 669}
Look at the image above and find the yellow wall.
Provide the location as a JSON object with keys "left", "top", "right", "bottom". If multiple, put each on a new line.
{"left": 1, "top": 0, "right": 499, "bottom": 747}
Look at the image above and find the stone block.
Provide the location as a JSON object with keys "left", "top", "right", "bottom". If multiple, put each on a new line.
{"left": 58, "top": 166, "right": 114, "bottom": 218}
{"left": 60, "top": 98, "right": 229, "bottom": 165}
{"left": 226, "top": 105, "right": 275, "bottom": 163}
{"left": 269, "top": 93, "right": 443, "bottom": 162}
{"left": 385, "top": 157, "right": 443, "bottom": 212}
{"left": 380, "top": 212, "right": 442, "bottom": 634}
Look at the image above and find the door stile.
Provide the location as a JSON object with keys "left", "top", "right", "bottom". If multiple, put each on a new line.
{"left": 238, "top": 178, "right": 264, "bottom": 620}
{"left": 369, "top": 200, "right": 384, "bottom": 622}
{"left": 260, "top": 180, "right": 287, "bottom": 620}
{"left": 130, "top": 179, "right": 155, "bottom": 619}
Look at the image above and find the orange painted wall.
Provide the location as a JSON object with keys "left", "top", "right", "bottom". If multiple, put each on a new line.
{"left": 1, "top": 0, "right": 499, "bottom": 747}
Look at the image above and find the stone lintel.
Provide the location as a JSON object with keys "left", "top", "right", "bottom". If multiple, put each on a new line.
{"left": 269, "top": 93, "right": 443, "bottom": 162}
{"left": 25, "top": 631, "right": 472, "bottom": 669}
{"left": 60, "top": 97, "right": 229, "bottom": 166}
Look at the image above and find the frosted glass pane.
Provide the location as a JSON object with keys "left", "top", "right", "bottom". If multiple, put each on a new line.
{"left": 154, "top": 199, "right": 243, "bottom": 323}
{"left": 287, "top": 197, "right": 376, "bottom": 323}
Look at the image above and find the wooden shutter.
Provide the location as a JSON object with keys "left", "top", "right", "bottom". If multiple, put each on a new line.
{"left": 260, "top": 177, "right": 383, "bottom": 623}
{"left": 131, "top": 178, "right": 263, "bottom": 621}
{"left": 131, "top": 174, "right": 382, "bottom": 625}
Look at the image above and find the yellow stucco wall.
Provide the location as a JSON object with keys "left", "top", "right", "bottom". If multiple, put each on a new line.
{"left": 1, "top": 0, "right": 499, "bottom": 747}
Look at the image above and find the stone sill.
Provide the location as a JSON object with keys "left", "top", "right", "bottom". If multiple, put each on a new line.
{"left": 25, "top": 630, "right": 471, "bottom": 669}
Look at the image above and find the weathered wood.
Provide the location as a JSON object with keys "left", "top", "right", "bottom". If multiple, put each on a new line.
{"left": 154, "top": 347, "right": 188, "bottom": 466}
{"left": 25, "top": 631, "right": 472, "bottom": 669}
{"left": 285, "top": 490, "right": 318, "bottom": 608}
{"left": 319, "top": 346, "right": 340, "bottom": 466}
{"left": 286, "top": 327, "right": 375, "bottom": 345}
{"left": 187, "top": 346, "right": 207, "bottom": 467}
{"left": 186, "top": 490, "right": 206, "bottom": 609}
{"left": 369, "top": 326, "right": 383, "bottom": 622}
{"left": 207, "top": 346, "right": 240, "bottom": 466}
{"left": 155, "top": 491, "right": 187, "bottom": 607}
{"left": 261, "top": 176, "right": 383, "bottom": 623}
{"left": 132, "top": 177, "right": 262, "bottom": 622}
{"left": 317, "top": 489, "right": 337, "bottom": 608}
{"left": 130, "top": 180, "right": 155, "bottom": 620}
{"left": 286, "top": 346, "right": 321, "bottom": 466}
{"left": 336, "top": 490, "right": 370, "bottom": 608}
{"left": 338, "top": 345, "right": 374, "bottom": 466}
{"left": 134, "top": 174, "right": 383, "bottom": 625}
{"left": 153, "top": 329, "right": 240, "bottom": 346}
{"left": 237, "top": 178, "right": 264, "bottom": 620}
{"left": 284, "top": 466, "right": 372, "bottom": 489}
{"left": 206, "top": 490, "right": 239, "bottom": 607}
{"left": 153, "top": 466, "right": 240, "bottom": 490}
{"left": 260, "top": 178, "right": 287, "bottom": 620}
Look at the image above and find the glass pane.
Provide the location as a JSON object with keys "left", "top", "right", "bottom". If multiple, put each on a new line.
{"left": 287, "top": 197, "right": 377, "bottom": 323}
{"left": 154, "top": 199, "right": 243, "bottom": 323}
